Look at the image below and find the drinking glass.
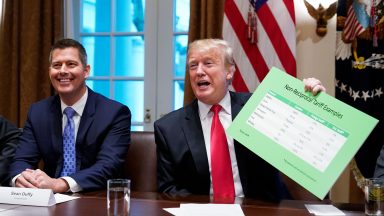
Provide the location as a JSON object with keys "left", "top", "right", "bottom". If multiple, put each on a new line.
{"left": 365, "top": 178, "right": 384, "bottom": 216}
{"left": 107, "top": 179, "right": 130, "bottom": 216}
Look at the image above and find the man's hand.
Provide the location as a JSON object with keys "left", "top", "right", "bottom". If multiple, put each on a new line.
{"left": 15, "top": 169, "right": 38, "bottom": 189}
{"left": 303, "top": 77, "right": 326, "bottom": 96}
{"left": 15, "top": 169, "right": 69, "bottom": 193}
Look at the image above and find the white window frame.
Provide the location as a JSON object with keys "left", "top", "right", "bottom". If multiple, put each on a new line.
{"left": 64, "top": 0, "right": 185, "bottom": 131}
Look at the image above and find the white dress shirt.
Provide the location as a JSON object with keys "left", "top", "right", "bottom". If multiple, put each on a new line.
{"left": 198, "top": 91, "right": 244, "bottom": 197}
{"left": 59, "top": 88, "right": 88, "bottom": 192}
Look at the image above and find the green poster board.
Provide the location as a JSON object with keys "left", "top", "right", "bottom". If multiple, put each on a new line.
{"left": 227, "top": 67, "right": 378, "bottom": 199}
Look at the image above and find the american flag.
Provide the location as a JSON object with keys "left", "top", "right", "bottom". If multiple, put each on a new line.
{"left": 336, "top": 0, "right": 384, "bottom": 178}
{"left": 223, "top": 0, "right": 296, "bottom": 92}
{"left": 342, "top": 1, "right": 370, "bottom": 42}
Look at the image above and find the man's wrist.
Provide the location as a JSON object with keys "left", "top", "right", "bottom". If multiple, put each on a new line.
{"left": 54, "top": 178, "right": 70, "bottom": 193}
{"left": 59, "top": 176, "right": 82, "bottom": 193}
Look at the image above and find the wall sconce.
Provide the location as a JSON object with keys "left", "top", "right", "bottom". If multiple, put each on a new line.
{"left": 304, "top": 0, "right": 338, "bottom": 37}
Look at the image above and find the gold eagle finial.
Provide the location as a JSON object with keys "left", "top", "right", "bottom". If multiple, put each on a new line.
{"left": 304, "top": 0, "right": 338, "bottom": 37}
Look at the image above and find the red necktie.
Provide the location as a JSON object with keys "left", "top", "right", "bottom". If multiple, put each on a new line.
{"left": 210, "top": 104, "right": 235, "bottom": 199}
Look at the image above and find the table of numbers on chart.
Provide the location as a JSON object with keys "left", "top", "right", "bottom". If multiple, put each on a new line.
{"left": 247, "top": 91, "right": 349, "bottom": 172}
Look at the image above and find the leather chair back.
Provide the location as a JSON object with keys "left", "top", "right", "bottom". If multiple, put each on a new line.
{"left": 124, "top": 131, "right": 157, "bottom": 192}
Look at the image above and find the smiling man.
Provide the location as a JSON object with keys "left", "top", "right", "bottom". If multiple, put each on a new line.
{"left": 154, "top": 38, "right": 325, "bottom": 202}
{"left": 9, "top": 38, "right": 131, "bottom": 193}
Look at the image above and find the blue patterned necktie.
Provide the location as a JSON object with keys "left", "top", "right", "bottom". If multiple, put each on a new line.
{"left": 60, "top": 107, "right": 76, "bottom": 177}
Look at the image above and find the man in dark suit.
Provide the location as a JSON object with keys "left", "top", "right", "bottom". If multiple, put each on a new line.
{"left": 0, "top": 116, "right": 21, "bottom": 185}
{"left": 9, "top": 38, "right": 131, "bottom": 193}
{"left": 155, "top": 39, "right": 325, "bottom": 202}
{"left": 374, "top": 147, "right": 384, "bottom": 179}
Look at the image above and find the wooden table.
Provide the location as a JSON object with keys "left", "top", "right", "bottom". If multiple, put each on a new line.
{"left": 0, "top": 191, "right": 365, "bottom": 216}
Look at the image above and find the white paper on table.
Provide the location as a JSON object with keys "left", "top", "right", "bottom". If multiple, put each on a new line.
{"left": 0, "top": 204, "right": 18, "bottom": 212}
{"left": 163, "top": 203, "right": 244, "bottom": 216}
{"left": 54, "top": 194, "right": 80, "bottom": 204}
{"left": 305, "top": 204, "right": 345, "bottom": 215}
{"left": 163, "top": 207, "right": 183, "bottom": 215}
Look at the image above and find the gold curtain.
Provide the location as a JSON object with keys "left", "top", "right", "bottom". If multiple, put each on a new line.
{"left": 183, "top": 0, "right": 225, "bottom": 105}
{"left": 0, "top": 0, "right": 63, "bottom": 126}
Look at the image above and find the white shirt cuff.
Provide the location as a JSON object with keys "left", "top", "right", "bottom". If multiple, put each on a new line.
{"left": 60, "top": 177, "right": 82, "bottom": 193}
{"left": 11, "top": 174, "right": 21, "bottom": 187}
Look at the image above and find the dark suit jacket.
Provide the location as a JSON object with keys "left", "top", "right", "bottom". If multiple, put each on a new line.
{"left": 155, "top": 91, "right": 290, "bottom": 202}
{"left": 10, "top": 88, "right": 131, "bottom": 191}
{"left": 374, "top": 145, "right": 384, "bottom": 179}
{"left": 0, "top": 116, "right": 21, "bottom": 186}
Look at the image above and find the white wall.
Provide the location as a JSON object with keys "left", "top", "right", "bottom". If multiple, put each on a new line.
{"left": 296, "top": 0, "right": 336, "bottom": 96}
{"left": 295, "top": 0, "right": 349, "bottom": 203}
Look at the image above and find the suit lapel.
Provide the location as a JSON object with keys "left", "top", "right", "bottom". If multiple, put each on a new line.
{"left": 49, "top": 95, "right": 65, "bottom": 177}
{"left": 230, "top": 91, "right": 247, "bottom": 120}
{"left": 182, "top": 100, "right": 210, "bottom": 179}
{"left": 76, "top": 88, "right": 96, "bottom": 149}
{"left": 230, "top": 91, "right": 251, "bottom": 195}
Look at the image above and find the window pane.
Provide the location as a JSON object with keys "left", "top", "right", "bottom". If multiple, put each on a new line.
{"left": 86, "top": 80, "right": 110, "bottom": 97}
{"left": 174, "top": 35, "right": 188, "bottom": 78}
{"left": 116, "top": 0, "right": 145, "bottom": 32}
{"left": 115, "top": 36, "right": 145, "bottom": 77}
{"left": 174, "top": 0, "right": 190, "bottom": 32}
{"left": 174, "top": 81, "right": 184, "bottom": 110}
{"left": 81, "top": 0, "right": 111, "bottom": 33}
{"left": 82, "top": 36, "right": 111, "bottom": 77}
{"left": 131, "top": 125, "right": 143, "bottom": 131}
{"left": 114, "top": 81, "right": 144, "bottom": 123}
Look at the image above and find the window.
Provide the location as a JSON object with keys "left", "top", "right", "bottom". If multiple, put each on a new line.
{"left": 173, "top": 1, "right": 189, "bottom": 110}
{"left": 65, "top": 0, "right": 190, "bottom": 131}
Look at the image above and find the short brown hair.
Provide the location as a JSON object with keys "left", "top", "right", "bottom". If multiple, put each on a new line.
{"left": 49, "top": 38, "right": 87, "bottom": 68}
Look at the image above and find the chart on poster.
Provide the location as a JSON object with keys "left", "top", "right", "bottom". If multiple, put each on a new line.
{"left": 247, "top": 91, "right": 348, "bottom": 172}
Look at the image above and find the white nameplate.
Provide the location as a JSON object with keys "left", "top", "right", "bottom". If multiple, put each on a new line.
{"left": 0, "top": 187, "right": 56, "bottom": 206}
